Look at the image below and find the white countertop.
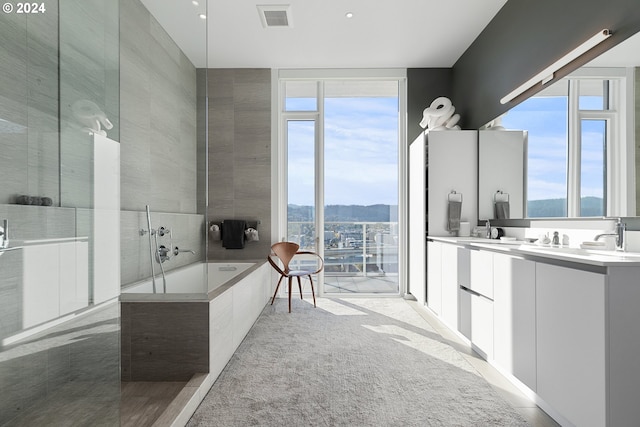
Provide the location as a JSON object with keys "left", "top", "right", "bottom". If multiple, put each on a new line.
{"left": 428, "top": 235, "right": 640, "bottom": 267}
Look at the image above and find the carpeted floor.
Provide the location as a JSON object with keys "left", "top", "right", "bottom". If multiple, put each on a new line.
{"left": 188, "top": 297, "right": 530, "bottom": 426}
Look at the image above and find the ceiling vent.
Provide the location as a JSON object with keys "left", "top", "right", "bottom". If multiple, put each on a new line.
{"left": 257, "top": 5, "right": 292, "bottom": 28}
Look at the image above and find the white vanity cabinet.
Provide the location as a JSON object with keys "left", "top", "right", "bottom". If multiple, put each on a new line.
{"left": 535, "top": 263, "right": 607, "bottom": 427}
{"left": 459, "top": 248, "right": 493, "bottom": 359}
{"left": 427, "top": 238, "right": 640, "bottom": 426}
{"left": 493, "top": 253, "right": 536, "bottom": 391}
{"left": 426, "top": 240, "right": 442, "bottom": 315}
{"left": 440, "top": 244, "right": 465, "bottom": 330}
{"left": 409, "top": 130, "right": 477, "bottom": 304}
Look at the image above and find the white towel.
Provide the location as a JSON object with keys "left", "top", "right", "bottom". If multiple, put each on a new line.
{"left": 245, "top": 227, "right": 259, "bottom": 242}
{"left": 209, "top": 224, "right": 221, "bottom": 241}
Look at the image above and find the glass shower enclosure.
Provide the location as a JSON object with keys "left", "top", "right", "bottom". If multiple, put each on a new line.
{"left": 0, "top": 0, "right": 121, "bottom": 424}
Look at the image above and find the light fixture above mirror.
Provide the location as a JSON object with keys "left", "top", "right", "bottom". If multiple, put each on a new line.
{"left": 500, "top": 29, "right": 612, "bottom": 105}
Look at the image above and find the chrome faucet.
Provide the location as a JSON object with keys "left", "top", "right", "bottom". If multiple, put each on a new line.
{"left": 485, "top": 219, "right": 491, "bottom": 239}
{"left": 595, "top": 218, "right": 626, "bottom": 251}
{"left": 173, "top": 246, "right": 196, "bottom": 255}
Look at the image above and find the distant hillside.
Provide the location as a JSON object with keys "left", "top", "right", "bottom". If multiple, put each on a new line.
{"left": 528, "top": 196, "right": 604, "bottom": 217}
{"left": 288, "top": 204, "right": 398, "bottom": 222}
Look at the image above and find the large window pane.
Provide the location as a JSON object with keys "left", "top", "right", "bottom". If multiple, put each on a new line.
{"left": 502, "top": 82, "right": 569, "bottom": 217}
{"left": 578, "top": 80, "right": 609, "bottom": 111}
{"left": 285, "top": 81, "right": 317, "bottom": 111}
{"left": 287, "top": 120, "right": 316, "bottom": 251}
{"left": 323, "top": 81, "right": 399, "bottom": 294}
{"left": 580, "top": 120, "right": 606, "bottom": 216}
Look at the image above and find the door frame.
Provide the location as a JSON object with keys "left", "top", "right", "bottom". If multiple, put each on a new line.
{"left": 272, "top": 69, "right": 408, "bottom": 298}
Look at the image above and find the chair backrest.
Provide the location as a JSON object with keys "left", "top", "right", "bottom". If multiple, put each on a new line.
{"left": 271, "top": 242, "right": 300, "bottom": 271}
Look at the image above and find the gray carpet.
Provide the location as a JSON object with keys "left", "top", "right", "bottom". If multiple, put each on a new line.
{"left": 188, "top": 297, "right": 530, "bottom": 426}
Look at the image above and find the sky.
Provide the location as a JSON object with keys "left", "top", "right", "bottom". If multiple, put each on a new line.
{"left": 287, "top": 82, "right": 607, "bottom": 214}
{"left": 287, "top": 96, "right": 399, "bottom": 207}
{"left": 501, "top": 94, "right": 605, "bottom": 202}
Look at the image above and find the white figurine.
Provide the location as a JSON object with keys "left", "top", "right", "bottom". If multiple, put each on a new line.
{"left": 72, "top": 100, "right": 114, "bottom": 136}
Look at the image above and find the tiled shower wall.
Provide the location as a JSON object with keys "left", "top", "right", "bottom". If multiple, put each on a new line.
{"left": 206, "top": 69, "right": 272, "bottom": 260}
{"left": 119, "top": 0, "right": 205, "bottom": 287}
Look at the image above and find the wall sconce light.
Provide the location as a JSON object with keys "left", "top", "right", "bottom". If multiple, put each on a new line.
{"left": 500, "top": 29, "right": 612, "bottom": 105}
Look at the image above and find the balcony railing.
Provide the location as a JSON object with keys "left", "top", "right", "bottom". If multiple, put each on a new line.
{"left": 288, "top": 221, "right": 398, "bottom": 278}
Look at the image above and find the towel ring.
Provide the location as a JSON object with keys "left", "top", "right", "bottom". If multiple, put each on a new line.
{"left": 494, "top": 190, "right": 509, "bottom": 203}
{"left": 448, "top": 190, "right": 463, "bottom": 203}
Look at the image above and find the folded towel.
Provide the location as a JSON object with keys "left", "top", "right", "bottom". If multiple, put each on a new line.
{"left": 447, "top": 200, "right": 462, "bottom": 232}
{"left": 222, "top": 220, "right": 246, "bottom": 249}
{"left": 494, "top": 201, "right": 510, "bottom": 219}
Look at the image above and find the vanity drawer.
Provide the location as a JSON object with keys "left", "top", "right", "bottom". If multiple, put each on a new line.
{"left": 469, "top": 249, "right": 493, "bottom": 299}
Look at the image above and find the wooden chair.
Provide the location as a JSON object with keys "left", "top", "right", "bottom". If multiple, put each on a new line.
{"left": 267, "top": 242, "right": 323, "bottom": 312}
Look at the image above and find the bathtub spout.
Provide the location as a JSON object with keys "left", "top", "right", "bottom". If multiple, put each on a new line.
{"left": 173, "top": 246, "right": 196, "bottom": 256}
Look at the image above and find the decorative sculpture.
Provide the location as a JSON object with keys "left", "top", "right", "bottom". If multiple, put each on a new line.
{"left": 72, "top": 100, "right": 114, "bottom": 136}
{"left": 419, "top": 97, "right": 461, "bottom": 130}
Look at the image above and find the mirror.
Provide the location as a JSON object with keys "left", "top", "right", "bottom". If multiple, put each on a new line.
{"left": 478, "top": 130, "right": 527, "bottom": 220}
{"left": 479, "top": 30, "right": 640, "bottom": 220}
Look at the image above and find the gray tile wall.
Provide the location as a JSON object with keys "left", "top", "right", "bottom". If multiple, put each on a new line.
{"left": 206, "top": 69, "right": 272, "bottom": 260}
{"left": 119, "top": 0, "right": 205, "bottom": 287}
{"left": 120, "top": 0, "right": 198, "bottom": 214}
{"left": 120, "top": 210, "right": 205, "bottom": 287}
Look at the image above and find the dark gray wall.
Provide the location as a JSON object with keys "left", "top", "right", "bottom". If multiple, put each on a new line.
{"left": 407, "top": 68, "right": 453, "bottom": 141}
{"left": 207, "top": 69, "right": 271, "bottom": 261}
{"left": 453, "top": 0, "right": 640, "bottom": 129}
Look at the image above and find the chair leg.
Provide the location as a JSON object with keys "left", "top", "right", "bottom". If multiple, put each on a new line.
{"left": 271, "top": 275, "right": 285, "bottom": 305}
{"left": 288, "top": 276, "right": 292, "bottom": 313}
{"left": 297, "top": 276, "right": 303, "bottom": 299}
{"left": 308, "top": 275, "right": 316, "bottom": 308}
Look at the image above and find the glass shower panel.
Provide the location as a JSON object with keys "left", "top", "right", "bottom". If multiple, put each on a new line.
{"left": 0, "top": 0, "right": 121, "bottom": 424}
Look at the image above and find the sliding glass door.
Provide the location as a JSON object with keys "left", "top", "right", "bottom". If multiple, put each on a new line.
{"left": 282, "top": 78, "right": 401, "bottom": 295}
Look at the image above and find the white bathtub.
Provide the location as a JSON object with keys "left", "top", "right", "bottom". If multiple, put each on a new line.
{"left": 122, "top": 262, "right": 259, "bottom": 295}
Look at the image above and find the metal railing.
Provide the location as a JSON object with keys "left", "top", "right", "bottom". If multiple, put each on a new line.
{"left": 288, "top": 221, "right": 398, "bottom": 278}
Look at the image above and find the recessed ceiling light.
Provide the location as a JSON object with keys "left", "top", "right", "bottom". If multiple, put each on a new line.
{"left": 345, "top": 12, "right": 354, "bottom": 18}
{"left": 199, "top": 13, "right": 206, "bottom": 19}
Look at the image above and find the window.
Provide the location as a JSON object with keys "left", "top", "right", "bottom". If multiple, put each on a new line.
{"left": 279, "top": 72, "right": 406, "bottom": 296}
{"left": 501, "top": 73, "right": 622, "bottom": 217}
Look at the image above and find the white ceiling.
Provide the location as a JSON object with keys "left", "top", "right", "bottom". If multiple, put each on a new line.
{"left": 140, "top": 0, "right": 509, "bottom": 69}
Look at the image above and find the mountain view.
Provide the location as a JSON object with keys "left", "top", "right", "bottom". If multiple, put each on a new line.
{"left": 288, "top": 204, "right": 398, "bottom": 222}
